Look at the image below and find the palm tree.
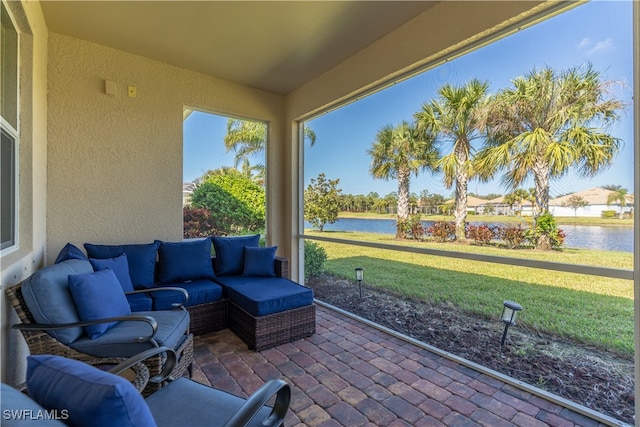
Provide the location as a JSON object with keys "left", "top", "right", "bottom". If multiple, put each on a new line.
{"left": 224, "top": 119, "right": 316, "bottom": 182}
{"left": 606, "top": 187, "right": 629, "bottom": 218}
{"left": 415, "top": 79, "right": 489, "bottom": 241}
{"left": 476, "top": 64, "right": 624, "bottom": 221}
{"left": 368, "top": 121, "right": 439, "bottom": 238}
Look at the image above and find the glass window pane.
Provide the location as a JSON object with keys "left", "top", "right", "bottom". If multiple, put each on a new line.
{"left": 1, "top": 3, "right": 18, "bottom": 129}
{"left": 1, "top": 128, "right": 16, "bottom": 249}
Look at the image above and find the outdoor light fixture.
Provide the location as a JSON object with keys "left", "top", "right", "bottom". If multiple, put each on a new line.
{"left": 355, "top": 268, "right": 364, "bottom": 297}
{"left": 500, "top": 300, "right": 522, "bottom": 346}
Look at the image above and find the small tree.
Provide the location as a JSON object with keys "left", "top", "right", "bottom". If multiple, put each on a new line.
{"left": 190, "top": 168, "right": 265, "bottom": 235}
{"left": 562, "top": 195, "right": 588, "bottom": 217}
{"left": 304, "top": 173, "right": 342, "bottom": 232}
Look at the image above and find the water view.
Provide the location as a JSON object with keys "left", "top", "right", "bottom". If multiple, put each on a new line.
{"left": 307, "top": 217, "right": 634, "bottom": 253}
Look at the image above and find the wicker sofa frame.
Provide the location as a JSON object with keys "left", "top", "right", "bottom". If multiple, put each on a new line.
{"left": 227, "top": 256, "right": 315, "bottom": 350}
{"left": 5, "top": 283, "right": 193, "bottom": 396}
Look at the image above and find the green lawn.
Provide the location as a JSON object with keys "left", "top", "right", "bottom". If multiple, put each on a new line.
{"left": 306, "top": 230, "right": 634, "bottom": 356}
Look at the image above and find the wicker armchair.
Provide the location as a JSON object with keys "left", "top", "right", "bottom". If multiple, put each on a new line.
{"left": 6, "top": 281, "right": 193, "bottom": 396}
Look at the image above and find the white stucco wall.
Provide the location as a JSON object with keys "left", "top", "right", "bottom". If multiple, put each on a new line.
{"left": 0, "top": 0, "right": 49, "bottom": 385}
{"left": 46, "top": 33, "right": 285, "bottom": 264}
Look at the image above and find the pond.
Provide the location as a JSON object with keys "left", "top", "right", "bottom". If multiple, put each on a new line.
{"left": 307, "top": 218, "right": 634, "bottom": 253}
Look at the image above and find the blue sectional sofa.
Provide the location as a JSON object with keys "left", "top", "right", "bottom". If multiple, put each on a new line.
{"left": 56, "top": 234, "right": 315, "bottom": 349}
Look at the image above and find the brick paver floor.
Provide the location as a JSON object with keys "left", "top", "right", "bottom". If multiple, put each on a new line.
{"left": 191, "top": 305, "right": 614, "bottom": 427}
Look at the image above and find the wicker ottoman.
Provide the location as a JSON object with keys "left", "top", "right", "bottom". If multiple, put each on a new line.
{"left": 229, "top": 303, "right": 316, "bottom": 351}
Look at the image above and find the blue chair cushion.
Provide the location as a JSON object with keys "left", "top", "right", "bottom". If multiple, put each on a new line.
{"left": 242, "top": 246, "right": 277, "bottom": 277}
{"left": 26, "top": 355, "right": 157, "bottom": 427}
{"left": 153, "top": 280, "right": 223, "bottom": 310}
{"left": 224, "top": 278, "right": 314, "bottom": 317}
{"left": 21, "top": 259, "right": 94, "bottom": 344}
{"left": 68, "top": 269, "right": 132, "bottom": 339}
{"left": 54, "top": 242, "right": 88, "bottom": 264}
{"left": 70, "top": 310, "right": 190, "bottom": 358}
{"left": 156, "top": 238, "right": 214, "bottom": 283}
{"left": 126, "top": 292, "right": 153, "bottom": 312}
{"left": 90, "top": 253, "right": 135, "bottom": 292}
{"left": 145, "top": 377, "right": 274, "bottom": 427}
{"left": 0, "top": 383, "right": 67, "bottom": 426}
{"left": 212, "top": 234, "right": 259, "bottom": 276}
{"left": 84, "top": 242, "right": 160, "bottom": 289}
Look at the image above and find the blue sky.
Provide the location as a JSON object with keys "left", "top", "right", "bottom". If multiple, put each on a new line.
{"left": 184, "top": 1, "right": 634, "bottom": 198}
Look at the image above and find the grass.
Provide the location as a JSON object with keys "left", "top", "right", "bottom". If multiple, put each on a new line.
{"left": 306, "top": 230, "right": 634, "bottom": 356}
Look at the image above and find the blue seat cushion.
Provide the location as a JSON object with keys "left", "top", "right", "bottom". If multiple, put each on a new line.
{"left": 214, "top": 275, "right": 258, "bottom": 291}
{"left": 70, "top": 310, "right": 190, "bottom": 358}
{"left": 26, "top": 355, "right": 156, "bottom": 427}
{"left": 84, "top": 242, "right": 160, "bottom": 289}
{"left": 224, "top": 278, "right": 313, "bottom": 317}
{"left": 127, "top": 292, "right": 153, "bottom": 312}
{"left": 1, "top": 383, "right": 67, "bottom": 426}
{"left": 153, "top": 280, "right": 223, "bottom": 310}
{"left": 212, "top": 234, "right": 260, "bottom": 276}
{"left": 21, "top": 259, "right": 94, "bottom": 344}
{"left": 145, "top": 377, "right": 274, "bottom": 427}
{"left": 156, "top": 238, "right": 214, "bottom": 283}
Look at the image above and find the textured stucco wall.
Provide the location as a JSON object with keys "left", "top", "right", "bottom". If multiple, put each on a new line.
{"left": 46, "top": 33, "right": 285, "bottom": 264}
{"left": 1, "top": 0, "right": 49, "bottom": 385}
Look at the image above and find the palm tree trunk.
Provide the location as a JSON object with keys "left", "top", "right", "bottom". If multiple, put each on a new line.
{"left": 454, "top": 146, "right": 468, "bottom": 241}
{"left": 397, "top": 168, "right": 410, "bottom": 238}
{"left": 533, "top": 161, "right": 551, "bottom": 250}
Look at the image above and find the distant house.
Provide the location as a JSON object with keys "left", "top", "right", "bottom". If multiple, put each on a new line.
{"left": 549, "top": 187, "right": 634, "bottom": 217}
{"left": 476, "top": 196, "right": 534, "bottom": 216}
{"left": 183, "top": 181, "right": 197, "bottom": 206}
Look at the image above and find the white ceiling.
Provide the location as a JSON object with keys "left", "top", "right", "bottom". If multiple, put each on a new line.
{"left": 39, "top": 1, "right": 437, "bottom": 95}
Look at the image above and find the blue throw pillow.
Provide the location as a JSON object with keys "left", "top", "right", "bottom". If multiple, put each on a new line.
{"left": 27, "top": 355, "right": 157, "bottom": 427}
{"left": 156, "top": 238, "right": 214, "bottom": 283}
{"left": 90, "top": 253, "right": 135, "bottom": 293}
{"left": 243, "top": 246, "right": 277, "bottom": 277}
{"left": 84, "top": 242, "right": 160, "bottom": 288}
{"left": 54, "top": 243, "right": 88, "bottom": 264}
{"left": 68, "top": 269, "right": 131, "bottom": 339}
{"left": 212, "top": 234, "right": 260, "bottom": 275}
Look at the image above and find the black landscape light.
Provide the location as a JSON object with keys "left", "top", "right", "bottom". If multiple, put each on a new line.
{"left": 500, "top": 300, "right": 522, "bottom": 346}
{"left": 355, "top": 268, "right": 364, "bottom": 298}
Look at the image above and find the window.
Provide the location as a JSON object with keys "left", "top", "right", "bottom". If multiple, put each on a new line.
{"left": 301, "top": 1, "right": 634, "bottom": 422}
{"left": 182, "top": 109, "right": 267, "bottom": 238}
{"left": 1, "top": 1, "right": 19, "bottom": 254}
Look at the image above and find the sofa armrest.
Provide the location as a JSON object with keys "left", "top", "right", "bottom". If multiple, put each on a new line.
{"left": 275, "top": 256, "right": 289, "bottom": 279}
{"left": 127, "top": 287, "right": 189, "bottom": 309}
{"left": 12, "top": 315, "right": 159, "bottom": 343}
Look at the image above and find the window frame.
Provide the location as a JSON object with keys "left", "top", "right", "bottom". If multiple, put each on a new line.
{"left": 1, "top": 1, "right": 19, "bottom": 256}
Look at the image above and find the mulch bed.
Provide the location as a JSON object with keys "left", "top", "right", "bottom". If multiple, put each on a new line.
{"left": 308, "top": 273, "right": 635, "bottom": 425}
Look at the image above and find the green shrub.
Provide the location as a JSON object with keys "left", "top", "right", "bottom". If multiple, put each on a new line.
{"left": 190, "top": 169, "right": 265, "bottom": 235}
{"left": 304, "top": 240, "right": 327, "bottom": 279}
{"left": 525, "top": 212, "right": 566, "bottom": 250}
{"left": 396, "top": 214, "right": 425, "bottom": 240}
{"left": 601, "top": 210, "right": 618, "bottom": 218}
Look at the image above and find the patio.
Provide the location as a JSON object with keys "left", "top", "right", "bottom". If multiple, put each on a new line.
{"left": 190, "top": 304, "right": 612, "bottom": 427}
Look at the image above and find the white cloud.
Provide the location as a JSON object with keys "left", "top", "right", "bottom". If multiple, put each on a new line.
{"left": 577, "top": 38, "right": 591, "bottom": 50}
{"left": 587, "top": 38, "right": 615, "bottom": 55}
